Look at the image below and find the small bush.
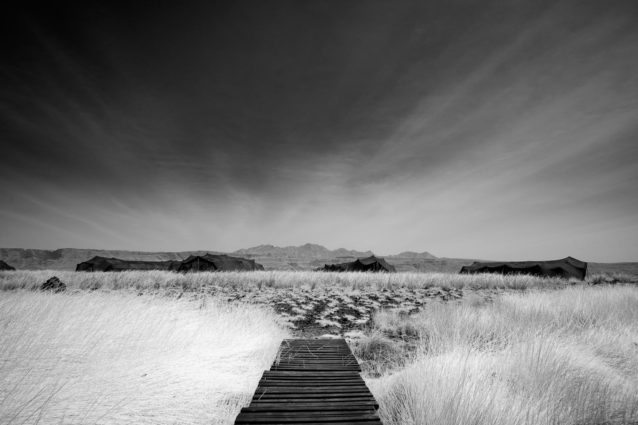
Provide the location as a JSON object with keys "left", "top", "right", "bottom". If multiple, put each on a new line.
{"left": 373, "top": 310, "right": 421, "bottom": 340}
{"left": 355, "top": 333, "right": 399, "bottom": 361}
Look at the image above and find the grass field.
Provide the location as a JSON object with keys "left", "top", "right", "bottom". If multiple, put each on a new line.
{"left": 1, "top": 271, "right": 637, "bottom": 424}
{"left": 1, "top": 270, "right": 576, "bottom": 338}
{"left": 360, "top": 286, "right": 638, "bottom": 425}
{"left": 0, "top": 291, "right": 289, "bottom": 424}
{"left": 0, "top": 269, "right": 575, "bottom": 292}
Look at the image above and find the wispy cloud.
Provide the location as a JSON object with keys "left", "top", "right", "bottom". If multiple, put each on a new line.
{"left": 1, "top": 1, "right": 637, "bottom": 260}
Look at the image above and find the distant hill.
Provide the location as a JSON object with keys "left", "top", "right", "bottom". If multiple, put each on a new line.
{"left": 232, "top": 243, "right": 374, "bottom": 270}
{"left": 232, "top": 245, "right": 444, "bottom": 271}
{"left": 389, "top": 251, "right": 437, "bottom": 260}
{"left": 0, "top": 248, "right": 216, "bottom": 271}
{"left": 0, "top": 246, "right": 635, "bottom": 275}
{"left": 0, "top": 244, "right": 408, "bottom": 271}
{"left": 234, "top": 243, "right": 372, "bottom": 259}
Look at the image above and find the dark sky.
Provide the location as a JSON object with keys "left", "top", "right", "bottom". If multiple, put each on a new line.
{"left": 1, "top": 0, "right": 637, "bottom": 261}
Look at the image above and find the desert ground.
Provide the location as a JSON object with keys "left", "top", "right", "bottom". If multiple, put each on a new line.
{"left": 1, "top": 270, "right": 638, "bottom": 424}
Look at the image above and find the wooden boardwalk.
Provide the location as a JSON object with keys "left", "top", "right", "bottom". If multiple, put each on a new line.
{"left": 234, "top": 338, "right": 383, "bottom": 424}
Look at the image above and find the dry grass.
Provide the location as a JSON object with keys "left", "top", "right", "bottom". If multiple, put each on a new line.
{"left": 364, "top": 286, "right": 638, "bottom": 425}
{"left": 3, "top": 270, "right": 637, "bottom": 424}
{"left": 588, "top": 272, "right": 638, "bottom": 285}
{"left": 2, "top": 270, "right": 573, "bottom": 337}
{"left": 0, "top": 270, "right": 576, "bottom": 293}
{"left": 0, "top": 291, "right": 289, "bottom": 424}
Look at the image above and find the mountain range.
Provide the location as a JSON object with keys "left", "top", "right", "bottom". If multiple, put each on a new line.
{"left": 0, "top": 245, "right": 634, "bottom": 275}
{"left": 0, "top": 244, "right": 440, "bottom": 272}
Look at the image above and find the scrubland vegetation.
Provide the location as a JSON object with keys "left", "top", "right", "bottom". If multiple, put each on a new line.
{"left": 358, "top": 286, "right": 638, "bottom": 425}
{"left": 0, "top": 291, "right": 288, "bottom": 424}
{"left": 1, "top": 270, "right": 637, "bottom": 424}
{"left": 1, "top": 270, "right": 572, "bottom": 337}
{"left": 0, "top": 269, "right": 575, "bottom": 292}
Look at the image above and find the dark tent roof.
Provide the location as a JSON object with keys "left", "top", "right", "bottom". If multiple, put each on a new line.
{"left": 75, "top": 256, "right": 181, "bottom": 272}
{"left": 459, "top": 256, "right": 587, "bottom": 280}
{"left": 320, "top": 256, "right": 396, "bottom": 273}
{"left": 76, "top": 254, "right": 263, "bottom": 272}
{"left": 177, "top": 253, "right": 264, "bottom": 272}
{"left": 0, "top": 260, "right": 15, "bottom": 271}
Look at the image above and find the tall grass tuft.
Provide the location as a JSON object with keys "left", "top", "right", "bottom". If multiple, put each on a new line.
{"left": 366, "top": 286, "right": 638, "bottom": 425}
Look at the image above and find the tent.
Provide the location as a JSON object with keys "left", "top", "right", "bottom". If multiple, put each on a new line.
{"left": 320, "top": 256, "right": 396, "bottom": 273}
{"left": 0, "top": 260, "right": 15, "bottom": 271}
{"left": 177, "top": 253, "right": 264, "bottom": 272}
{"left": 75, "top": 256, "right": 181, "bottom": 272}
{"left": 459, "top": 256, "right": 587, "bottom": 280}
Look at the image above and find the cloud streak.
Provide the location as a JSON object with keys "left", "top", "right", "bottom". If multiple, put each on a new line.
{"left": 1, "top": 0, "right": 637, "bottom": 261}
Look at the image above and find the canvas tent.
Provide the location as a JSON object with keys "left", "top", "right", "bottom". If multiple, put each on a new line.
{"left": 76, "top": 254, "right": 263, "bottom": 272}
{"left": 459, "top": 256, "right": 587, "bottom": 280}
{"left": 75, "top": 256, "right": 181, "bottom": 272}
{"left": 320, "top": 256, "right": 397, "bottom": 273}
{"left": 177, "top": 253, "right": 264, "bottom": 272}
{"left": 0, "top": 260, "right": 15, "bottom": 271}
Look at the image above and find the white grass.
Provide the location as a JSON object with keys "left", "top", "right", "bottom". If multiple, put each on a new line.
{"left": 3, "top": 271, "right": 636, "bottom": 424}
{"left": 0, "top": 270, "right": 572, "bottom": 293}
{"left": 0, "top": 291, "right": 289, "bottom": 424}
{"left": 365, "top": 286, "right": 638, "bottom": 425}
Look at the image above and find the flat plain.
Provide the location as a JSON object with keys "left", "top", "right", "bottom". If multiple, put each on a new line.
{"left": 1, "top": 270, "right": 637, "bottom": 424}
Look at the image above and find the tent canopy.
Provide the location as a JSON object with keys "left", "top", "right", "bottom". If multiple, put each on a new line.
{"left": 459, "top": 256, "right": 587, "bottom": 280}
{"left": 76, "top": 254, "right": 263, "bottom": 272}
{"left": 0, "top": 260, "right": 15, "bottom": 271}
{"left": 320, "top": 256, "right": 396, "bottom": 273}
{"left": 177, "top": 253, "right": 264, "bottom": 272}
{"left": 75, "top": 256, "right": 181, "bottom": 272}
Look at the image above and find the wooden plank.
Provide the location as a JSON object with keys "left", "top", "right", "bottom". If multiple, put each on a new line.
{"left": 249, "top": 399, "right": 378, "bottom": 406}
{"left": 241, "top": 408, "right": 376, "bottom": 417}
{"left": 236, "top": 418, "right": 382, "bottom": 425}
{"left": 272, "top": 364, "right": 361, "bottom": 368}
{"left": 270, "top": 365, "right": 360, "bottom": 368}
{"left": 273, "top": 356, "right": 357, "bottom": 364}
{"left": 271, "top": 367, "right": 361, "bottom": 370}
{"left": 235, "top": 418, "right": 382, "bottom": 425}
{"left": 234, "top": 338, "right": 383, "bottom": 424}
{"left": 260, "top": 380, "right": 365, "bottom": 384}
{"left": 245, "top": 402, "right": 378, "bottom": 409}
{"left": 251, "top": 397, "right": 377, "bottom": 402}
{"left": 259, "top": 382, "right": 366, "bottom": 387}
{"left": 276, "top": 356, "right": 357, "bottom": 360}
{"left": 273, "top": 362, "right": 359, "bottom": 364}
{"left": 272, "top": 366, "right": 360, "bottom": 370}
{"left": 235, "top": 413, "right": 382, "bottom": 423}
{"left": 262, "top": 375, "right": 363, "bottom": 378}
{"left": 259, "top": 381, "right": 366, "bottom": 385}
{"left": 241, "top": 403, "right": 376, "bottom": 413}
{"left": 261, "top": 376, "right": 363, "bottom": 380}
{"left": 264, "top": 370, "right": 359, "bottom": 376}
{"left": 263, "top": 372, "right": 362, "bottom": 376}
{"left": 255, "top": 387, "right": 371, "bottom": 393}
{"left": 279, "top": 348, "right": 351, "bottom": 351}
{"left": 260, "top": 377, "right": 365, "bottom": 381}
{"left": 278, "top": 347, "right": 351, "bottom": 350}
{"left": 253, "top": 391, "right": 372, "bottom": 400}
{"left": 278, "top": 350, "right": 352, "bottom": 352}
